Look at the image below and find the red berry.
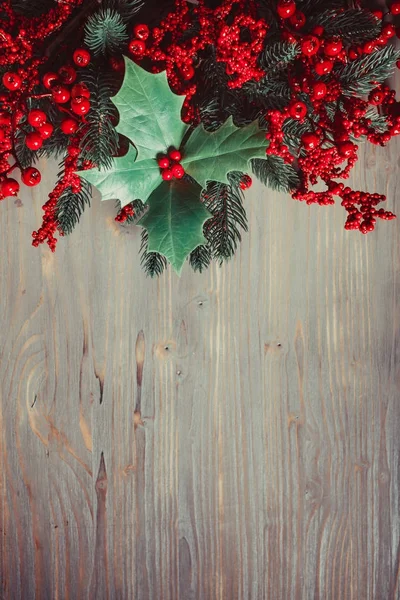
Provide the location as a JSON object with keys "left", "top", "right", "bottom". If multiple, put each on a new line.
{"left": 38, "top": 123, "right": 54, "bottom": 139}
{"left": 301, "top": 35, "right": 320, "bottom": 57}
{"left": 52, "top": 85, "right": 70, "bottom": 104}
{"left": 73, "top": 48, "right": 91, "bottom": 67}
{"left": 311, "top": 81, "right": 327, "bottom": 99}
{"left": 71, "top": 97, "right": 90, "bottom": 115}
{"left": 314, "top": 59, "right": 334, "bottom": 75}
{"left": 393, "top": 2, "right": 400, "bottom": 15}
{"left": 348, "top": 48, "right": 359, "bottom": 60}
{"left": 0, "top": 111, "right": 11, "bottom": 126}
{"left": 169, "top": 149, "right": 182, "bottom": 162}
{"left": 239, "top": 175, "right": 252, "bottom": 190}
{"left": 324, "top": 38, "right": 343, "bottom": 57}
{"left": 277, "top": 0, "right": 296, "bottom": 19}
{"left": 158, "top": 156, "right": 170, "bottom": 169}
{"left": 289, "top": 100, "right": 307, "bottom": 120}
{"left": 368, "top": 89, "right": 385, "bottom": 105}
{"left": 161, "top": 169, "right": 173, "bottom": 181}
{"left": 59, "top": 65, "right": 76, "bottom": 84}
{"left": 363, "top": 41, "right": 376, "bottom": 54}
{"left": 371, "top": 10, "right": 383, "bottom": 19}
{"left": 2, "top": 72, "right": 22, "bottom": 91}
{"left": 182, "top": 65, "right": 195, "bottom": 80}
{"left": 172, "top": 164, "right": 185, "bottom": 179}
{"left": 382, "top": 24, "right": 396, "bottom": 38}
{"left": 129, "top": 39, "right": 146, "bottom": 56}
{"left": 71, "top": 83, "right": 90, "bottom": 99}
{"left": 68, "top": 146, "right": 80, "bottom": 157}
{"left": 337, "top": 141, "right": 357, "bottom": 157}
{"left": 21, "top": 167, "right": 41, "bottom": 187}
{"left": 289, "top": 11, "right": 306, "bottom": 29}
{"left": 312, "top": 25, "right": 324, "bottom": 37}
{"left": 133, "top": 23, "right": 150, "bottom": 40}
{"left": 43, "top": 72, "right": 58, "bottom": 89}
{"left": 25, "top": 132, "right": 43, "bottom": 150}
{"left": 1, "top": 178, "right": 19, "bottom": 197}
{"left": 0, "top": 129, "right": 5, "bottom": 142}
{"left": 27, "top": 109, "right": 47, "bottom": 128}
{"left": 301, "top": 132, "right": 320, "bottom": 150}
{"left": 61, "top": 118, "right": 79, "bottom": 134}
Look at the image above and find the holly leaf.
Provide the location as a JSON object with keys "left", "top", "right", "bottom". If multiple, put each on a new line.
{"left": 181, "top": 117, "right": 266, "bottom": 188}
{"left": 77, "top": 146, "right": 160, "bottom": 207}
{"left": 138, "top": 180, "right": 211, "bottom": 275}
{"left": 112, "top": 56, "right": 189, "bottom": 160}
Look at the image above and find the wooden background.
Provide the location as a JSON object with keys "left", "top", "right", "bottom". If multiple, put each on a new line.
{"left": 0, "top": 123, "right": 400, "bottom": 598}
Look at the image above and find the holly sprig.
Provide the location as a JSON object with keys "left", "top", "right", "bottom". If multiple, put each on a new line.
{"left": 79, "top": 56, "right": 267, "bottom": 274}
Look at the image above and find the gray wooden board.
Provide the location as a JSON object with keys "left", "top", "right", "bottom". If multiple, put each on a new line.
{"left": 0, "top": 134, "right": 399, "bottom": 599}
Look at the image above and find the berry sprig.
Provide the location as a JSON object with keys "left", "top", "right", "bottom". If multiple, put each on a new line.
{"left": 158, "top": 149, "right": 185, "bottom": 181}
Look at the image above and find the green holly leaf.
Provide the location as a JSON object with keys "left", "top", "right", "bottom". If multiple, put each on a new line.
{"left": 138, "top": 180, "right": 211, "bottom": 275}
{"left": 181, "top": 117, "right": 267, "bottom": 188}
{"left": 112, "top": 56, "right": 188, "bottom": 160}
{"left": 78, "top": 147, "right": 160, "bottom": 207}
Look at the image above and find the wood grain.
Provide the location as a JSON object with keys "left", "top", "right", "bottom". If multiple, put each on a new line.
{"left": 0, "top": 130, "right": 399, "bottom": 599}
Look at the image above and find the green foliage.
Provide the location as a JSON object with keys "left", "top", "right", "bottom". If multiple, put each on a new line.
{"left": 251, "top": 156, "right": 300, "bottom": 193}
{"left": 258, "top": 41, "right": 300, "bottom": 72}
{"left": 337, "top": 46, "right": 400, "bottom": 97}
{"left": 138, "top": 180, "right": 211, "bottom": 275}
{"left": 200, "top": 175, "right": 248, "bottom": 265}
{"left": 56, "top": 176, "right": 92, "bottom": 235}
{"left": 307, "top": 9, "right": 381, "bottom": 45}
{"left": 363, "top": 108, "right": 389, "bottom": 134}
{"left": 281, "top": 118, "right": 313, "bottom": 154}
{"left": 79, "top": 68, "right": 120, "bottom": 169}
{"left": 140, "top": 230, "right": 168, "bottom": 278}
{"left": 110, "top": 0, "right": 144, "bottom": 22}
{"left": 189, "top": 243, "right": 212, "bottom": 273}
{"left": 112, "top": 56, "right": 188, "bottom": 161}
{"left": 84, "top": 9, "right": 128, "bottom": 56}
{"left": 182, "top": 117, "right": 266, "bottom": 189}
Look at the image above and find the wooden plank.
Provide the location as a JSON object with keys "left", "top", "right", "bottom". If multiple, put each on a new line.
{"left": 0, "top": 131, "right": 399, "bottom": 598}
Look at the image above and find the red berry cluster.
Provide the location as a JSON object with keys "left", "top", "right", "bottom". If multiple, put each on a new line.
{"left": 115, "top": 204, "right": 135, "bottom": 223}
{"left": 158, "top": 149, "right": 185, "bottom": 181}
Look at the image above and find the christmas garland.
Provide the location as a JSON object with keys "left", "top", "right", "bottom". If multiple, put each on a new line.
{"left": 1, "top": 0, "right": 400, "bottom": 274}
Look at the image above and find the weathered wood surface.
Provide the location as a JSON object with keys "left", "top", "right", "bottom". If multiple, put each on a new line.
{"left": 0, "top": 132, "right": 399, "bottom": 599}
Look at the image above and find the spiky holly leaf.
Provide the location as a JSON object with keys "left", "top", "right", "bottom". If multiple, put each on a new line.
{"left": 112, "top": 56, "right": 188, "bottom": 161}
{"left": 78, "top": 146, "right": 160, "bottom": 207}
{"left": 138, "top": 180, "right": 211, "bottom": 275}
{"left": 181, "top": 117, "right": 267, "bottom": 189}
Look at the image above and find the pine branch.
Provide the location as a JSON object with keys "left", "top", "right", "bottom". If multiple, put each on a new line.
{"left": 79, "top": 67, "right": 119, "bottom": 168}
{"left": 251, "top": 156, "right": 300, "bottom": 192}
{"left": 140, "top": 230, "right": 168, "bottom": 277}
{"left": 12, "top": 0, "right": 54, "bottom": 16}
{"left": 189, "top": 243, "right": 212, "bottom": 273}
{"left": 281, "top": 117, "right": 313, "bottom": 154}
{"left": 202, "top": 177, "right": 248, "bottom": 264}
{"left": 337, "top": 45, "right": 400, "bottom": 97}
{"left": 84, "top": 9, "right": 128, "bottom": 56}
{"left": 56, "top": 176, "right": 92, "bottom": 235}
{"left": 258, "top": 41, "right": 300, "bottom": 72}
{"left": 306, "top": 9, "right": 381, "bottom": 45}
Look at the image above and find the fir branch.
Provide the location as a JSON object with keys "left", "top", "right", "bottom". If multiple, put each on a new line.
{"left": 84, "top": 9, "right": 128, "bottom": 56}
{"left": 258, "top": 41, "right": 300, "bottom": 72}
{"left": 251, "top": 156, "right": 300, "bottom": 193}
{"left": 306, "top": 9, "right": 381, "bottom": 45}
{"left": 140, "top": 229, "right": 168, "bottom": 277}
{"left": 56, "top": 176, "right": 92, "bottom": 235}
{"left": 189, "top": 243, "right": 212, "bottom": 273}
{"left": 11, "top": 0, "right": 54, "bottom": 16}
{"left": 281, "top": 117, "right": 313, "bottom": 154}
{"left": 363, "top": 107, "right": 389, "bottom": 134}
{"left": 79, "top": 68, "right": 119, "bottom": 168}
{"left": 337, "top": 45, "right": 400, "bottom": 97}
{"left": 202, "top": 178, "right": 248, "bottom": 264}
{"left": 14, "top": 129, "right": 39, "bottom": 169}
